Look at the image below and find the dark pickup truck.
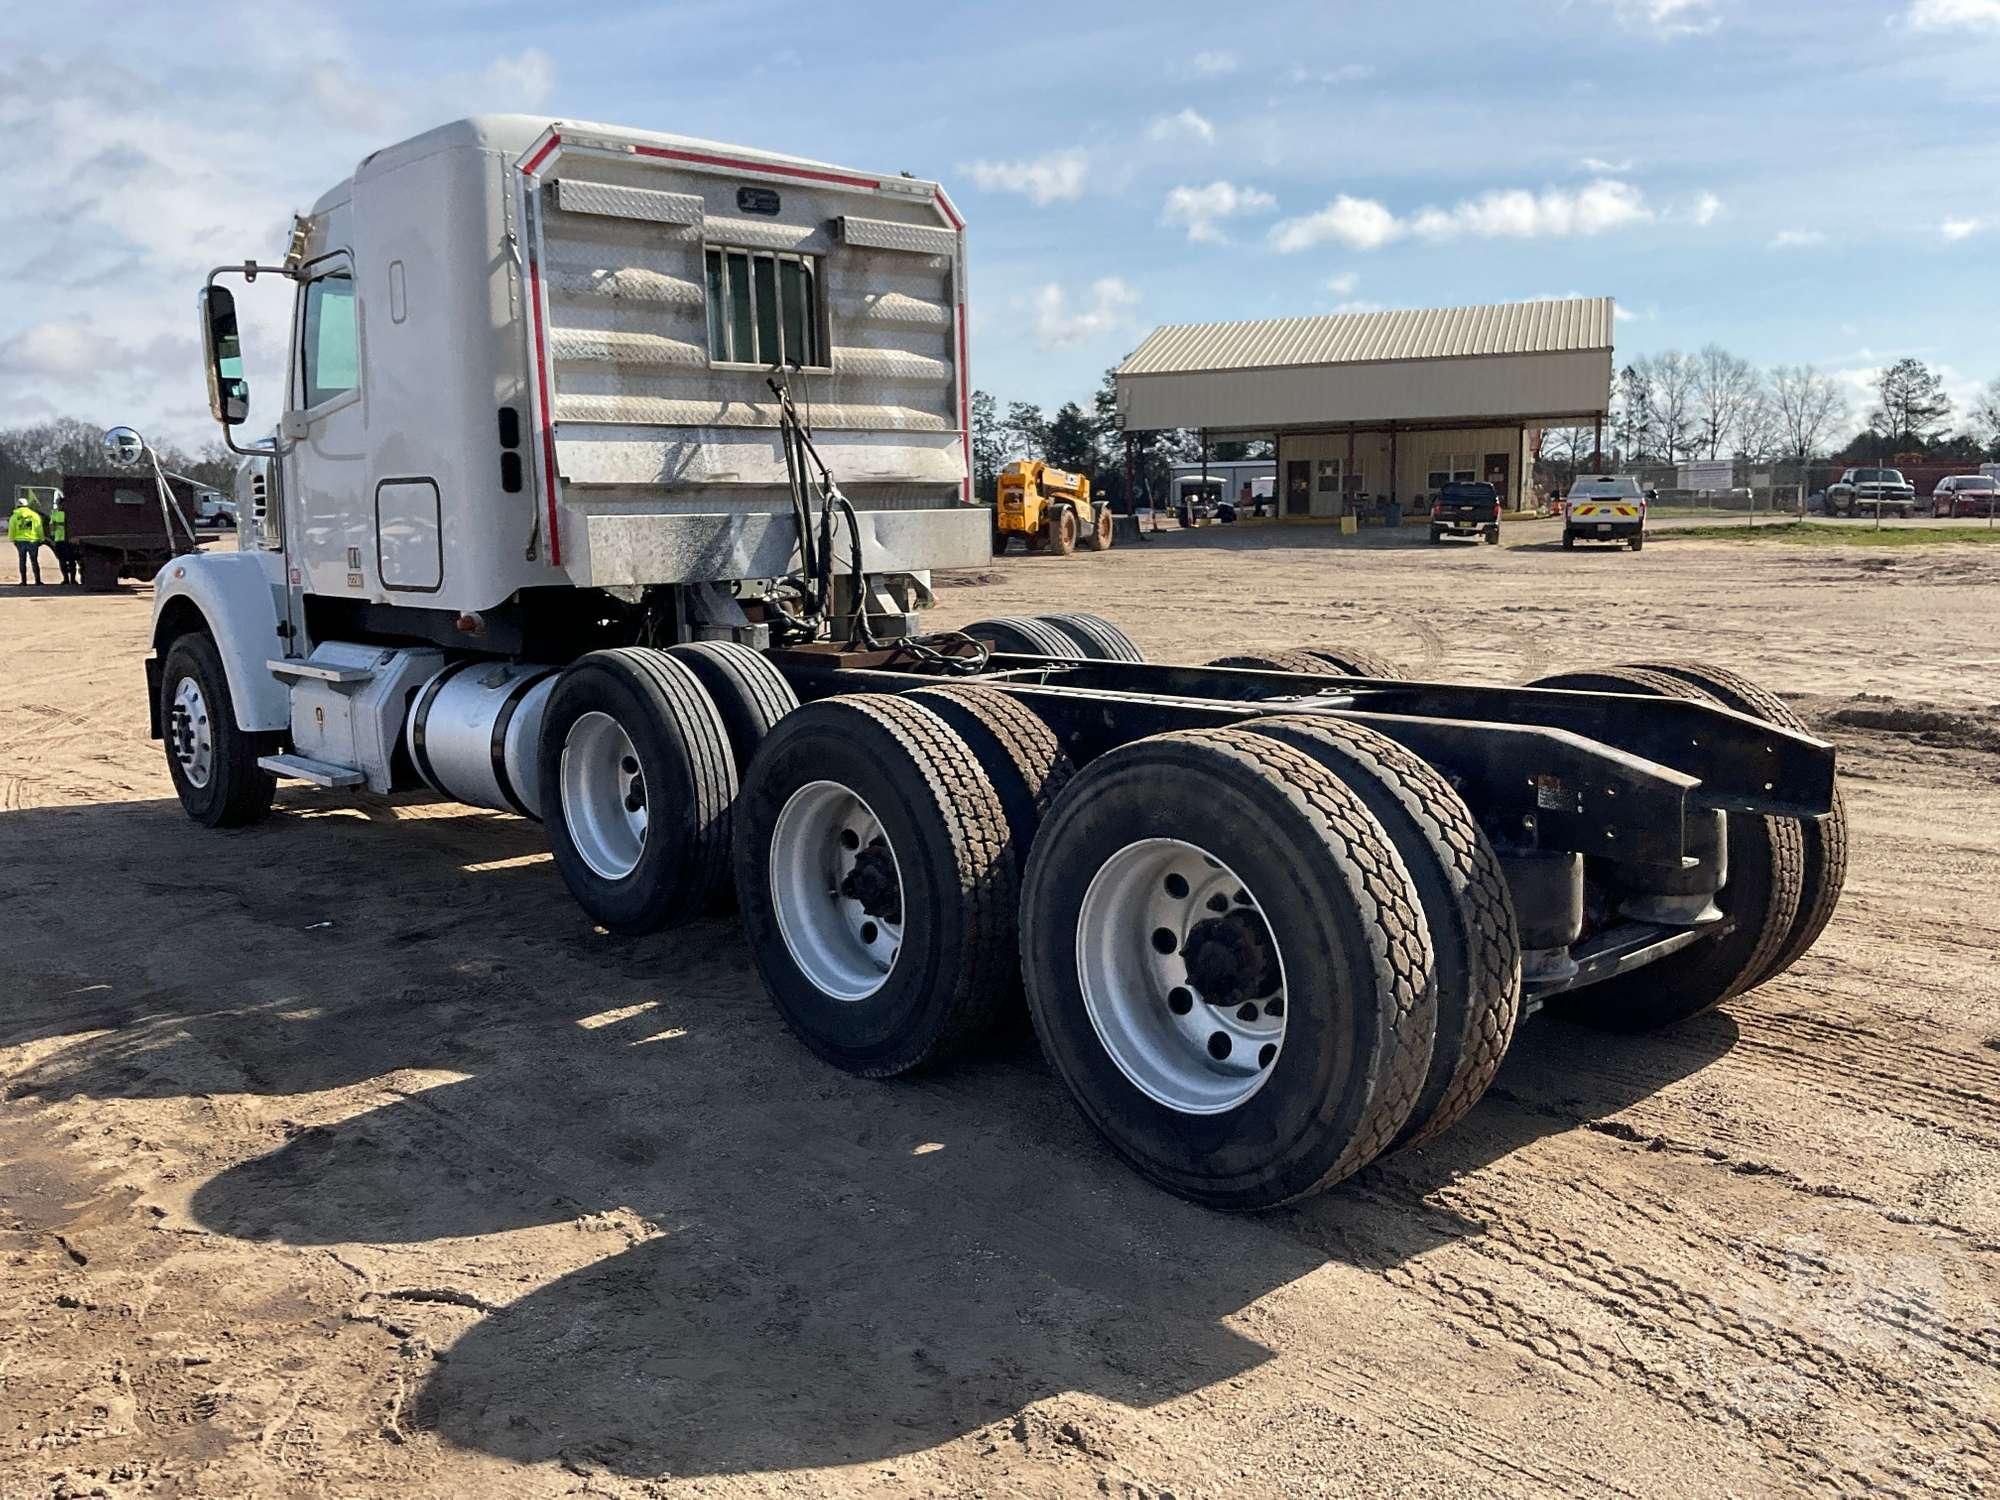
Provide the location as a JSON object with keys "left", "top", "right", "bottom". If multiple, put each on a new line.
{"left": 1428, "top": 480, "right": 1502, "bottom": 545}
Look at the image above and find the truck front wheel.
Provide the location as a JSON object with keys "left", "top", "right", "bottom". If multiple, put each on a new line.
{"left": 159, "top": 632, "right": 276, "bottom": 828}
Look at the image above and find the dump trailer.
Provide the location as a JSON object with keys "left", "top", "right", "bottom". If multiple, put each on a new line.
{"left": 55, "top": 472, "right": 206, "bottom": 588}
{"left": 141, "top": 116, "right": 1844, "bottom": 1211}
{"left": 992, "top": 459, "right": 1113, "bottom": 555}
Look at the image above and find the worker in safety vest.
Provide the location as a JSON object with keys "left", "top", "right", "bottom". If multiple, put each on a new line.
{"left": 47, "top": 497, "right": 76, "bottom": 585}
{"left": 9, "top": 497, "right": 47, "bottom": 586}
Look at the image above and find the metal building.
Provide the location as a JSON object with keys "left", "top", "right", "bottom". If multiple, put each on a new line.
{"left": 1115, "top": 296, "right": 1614, "bottom": 516}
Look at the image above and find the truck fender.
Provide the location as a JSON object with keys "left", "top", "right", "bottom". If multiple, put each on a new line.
{"left": 149, "top": 551, "right": 290, "bottom": 734}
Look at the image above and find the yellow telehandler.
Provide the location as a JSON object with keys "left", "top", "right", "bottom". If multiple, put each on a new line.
{"left": 992, "top": 459, "right": 1115, "bottom": 556}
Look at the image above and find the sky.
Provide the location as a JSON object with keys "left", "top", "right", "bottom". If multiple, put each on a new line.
{"left": 2, "top": 0, "right": 1998, "bottom": 449}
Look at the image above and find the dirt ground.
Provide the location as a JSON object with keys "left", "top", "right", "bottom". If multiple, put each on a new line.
{"left": 3, "top": 518, "right": 1997, "bottom": 1499}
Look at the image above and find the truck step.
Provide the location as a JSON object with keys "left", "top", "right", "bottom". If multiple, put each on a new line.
{"left": 257, "top": 753, "right": 366, "bottom": 788}
{"left": 267, "top": 657, "right": 374, "bottom": 684}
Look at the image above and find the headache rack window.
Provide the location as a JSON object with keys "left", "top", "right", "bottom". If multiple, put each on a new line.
{"left": 704, "top": 246, "right": 825, "bottom": 368}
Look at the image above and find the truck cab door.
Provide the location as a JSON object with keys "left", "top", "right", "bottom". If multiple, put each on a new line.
{"left": 282, "top": 258, "right": 372, "bottom": 597}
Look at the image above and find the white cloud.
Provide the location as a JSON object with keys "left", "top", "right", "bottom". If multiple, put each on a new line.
{"left": 1581, "top": 155, "right": 1636, "bottom": 173}
{"left": 1187, "top": 50, "right": 1240, "bottom": 75}
{"left": 1161, "top": 180, "right": 1276, "bottom": 243}
{"left": 1148, "top": 108, "right": 1215, "bottom": 144}
{"left": 1270, "top": 194, "right": 1402, "bottom": 252}
{"left": 482, "top": 47, "right": 556, "bottom": 108}
{"left": 1410, "top": 179, "right": 1651, "bottom": 239}
{"left": 1324, "top": 272, "right": 1360, "bottom": 296}
{"left": 1691, "top": 191, "right": 1725, "bottom": 226}
{"left": 1906, "top": 0, "right": 2000, "bottom": 30}
{"left": 960, "top": 149, "right": 1089, "bottom": 205}
{"left": 0, "top": 27, "right": 560, "bottom": 447}
{"left": 1769, "top": 229, "right": 1827, "bottom": 249}
{"left": 1289, "top": 63, "right": 1374, "bottom": 84}
{"left": 1941, "top": 216, "right": 1981, "bottom": 240}
{"left": 1593, "top": 0, "right": 1723, "bottom": 35}
{"left": 1272, "top": 178, "right": 1656, "bottom": 252}
{"left": 1031, "top": 278, "right": 1139, "bottom": 351}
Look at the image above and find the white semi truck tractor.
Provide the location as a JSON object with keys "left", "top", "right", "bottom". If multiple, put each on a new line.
{"left": 139, "top": 116, "right": 1845, "bottom": 1210}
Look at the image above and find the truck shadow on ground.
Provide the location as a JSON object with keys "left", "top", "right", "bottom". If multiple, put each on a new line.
{"left": 3, "top": 795, "right": 1739, "bottom": 1479}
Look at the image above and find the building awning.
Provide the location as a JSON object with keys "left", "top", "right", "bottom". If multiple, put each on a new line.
{"left": 1116, "top": 296, "right": 1615, "bottom": 436}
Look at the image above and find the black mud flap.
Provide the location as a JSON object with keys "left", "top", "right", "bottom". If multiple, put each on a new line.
{"left": 144, "top": 655, "right": 163, "bottom": 739}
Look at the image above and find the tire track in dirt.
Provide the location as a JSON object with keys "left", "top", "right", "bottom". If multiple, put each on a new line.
{"left": 1307, "top": 1167, "right": 2000, "bottom": 1496}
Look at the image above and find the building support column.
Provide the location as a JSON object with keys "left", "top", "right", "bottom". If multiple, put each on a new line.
{"left": 1388, "top": 425, "right": 1398, "bottom": 512}
{"left": 1593, "top": 413, "right": 1604, "bottom": 471}
{"left": 1122, "top": 431, "right": 1135, "bottom": 517}
{"left": 1346, "top": 430, "right": 1356, "bottom": 516}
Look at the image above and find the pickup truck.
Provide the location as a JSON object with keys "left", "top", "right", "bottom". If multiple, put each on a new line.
{"left": 1826, "top": 467, "right": 1916, "bottom": 518}
{"left": 1428, "top": 480, "right": 1501, "bottom": 544}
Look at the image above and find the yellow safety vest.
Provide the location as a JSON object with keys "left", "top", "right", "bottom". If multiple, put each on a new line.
{"left": 48, "top": 508, "right": 66, "bottom": 543}
{"left": 8, "top": 507, "right": 44, "bottom": 544}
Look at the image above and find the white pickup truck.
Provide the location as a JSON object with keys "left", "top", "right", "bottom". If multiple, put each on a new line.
{"left": 1825, "top": 467, "right": 1916, "bottom": 518}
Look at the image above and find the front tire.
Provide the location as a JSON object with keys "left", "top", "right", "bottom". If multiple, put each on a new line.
{"left": 1083, "top": 504, "right": 1114, "bottom": 551}
{"left": 1046, "top": 503, "right": 1078, "bottom": 556}
{"left": 1020, "top": 729, "right": 1436, "bottom": 1209}
{"left": 1562, "top": 531, "right": 1576, "bottom": 550}
{"left": 159, "top": 632, "right": 275, "bottom": 828}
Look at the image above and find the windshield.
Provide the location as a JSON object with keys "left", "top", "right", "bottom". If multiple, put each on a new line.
{"left": 1568, "top": 476, "right": 1643, "bottom": 498}
{"left": 1853, "top": 469, "right": 1902, "bottom": 483}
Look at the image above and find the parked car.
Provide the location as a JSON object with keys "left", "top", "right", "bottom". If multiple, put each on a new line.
{"left": 1429, "top": 480, "right": 1502, "bottom": 545}
{"left": 1562, "top": 474, "right": 1650, "bottom": 551}
{"left": 1826, "top": 467, "right": 1916, "bottom": 518}
{"left": 1931, "top": 474, "right": 1997, "bottom": 518}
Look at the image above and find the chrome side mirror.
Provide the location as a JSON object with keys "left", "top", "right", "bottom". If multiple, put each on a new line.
{"left": 200, "top": 285, "right": 250, "bottom": 425}
{"left": 103, "top": 425, "right": 148, "bottom": 467}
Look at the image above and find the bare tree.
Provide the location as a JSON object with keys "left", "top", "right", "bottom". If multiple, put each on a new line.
{"left": 1733, "top": 390, "right": 1783, "bottom": 463}
{"left": 1767, "top": 365, "right": 1849, "bottom": 487}
{"left": 1693, "top": 344, "right": 1758, "bottom": 459}
{"left": 1640, "top": 351, "right": 1700, "bottom": 464}
{"left": 1971, "top": 376, "right": 2000, "bottom": 456}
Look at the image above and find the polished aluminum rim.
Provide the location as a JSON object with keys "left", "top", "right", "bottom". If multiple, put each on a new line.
{"left": 1076, "top": 837, "right": 1288, "bottom": 1115}
{"left": 560, "top": 711, "right": 648, "bottom": 881}
{"left": 770, "top": 780, "right": 904, "bottom": 1001}
{"left": 168, "top": 675, "right": 214, "bottom": 790}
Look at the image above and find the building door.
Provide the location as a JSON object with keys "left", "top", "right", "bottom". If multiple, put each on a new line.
{"left": 1484, "top": 452, "right": 1511, "bottom": 507}
{"left": 1286, "top": 460, "right": 1311, "bottom": 516}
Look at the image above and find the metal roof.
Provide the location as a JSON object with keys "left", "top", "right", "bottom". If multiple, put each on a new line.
{"left": 1119, "top": 297, "right": 1614, "bottom": 377}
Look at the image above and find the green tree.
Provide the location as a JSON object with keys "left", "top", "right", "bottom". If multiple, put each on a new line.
{"left": 1869, "top": 357, "right": 1952, "bottom": 453}
{"left": 1002, "top": 400, "right": 1047, "bottom": 460}
{"left": 970, "top": 389, "right": 1003, "bottom": 502}
{"left": 1043, "top": 401, "right": 1097, "bottom": 471}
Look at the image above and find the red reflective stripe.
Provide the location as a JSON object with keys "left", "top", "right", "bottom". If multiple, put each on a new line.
{"left": 521, "top": 132, "right": 561, "bottom": 176}
{"left": 526, "top": 255, "right": 562, "bottom": 567}
{"left": 631, "top": 143, "right": 878, "bottom": 189}
{"left": 518, "top": 132, "right": 564, "bottom": 565}
{"left": 935, "top": 188, "right": 963, "bottom": 230}
{"left": 957, "top": 304, "right": 971, "bottom": 504}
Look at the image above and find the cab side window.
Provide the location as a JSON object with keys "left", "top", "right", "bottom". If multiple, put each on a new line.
{"left": 300, "top": 271, "right": 358, "bottom": 408}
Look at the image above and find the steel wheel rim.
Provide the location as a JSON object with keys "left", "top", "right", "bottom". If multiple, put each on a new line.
{"left": 560, "top": 711, "right": 648, "bottom": 881}
{"left": 1076, "top": 837, "right": 1289, "bottom": 1115}
{"left": 770, "top": 780, "right": 904, "bottom": 1001}
{"left": 168, "top": 675, "right": 215, "bottom": 790}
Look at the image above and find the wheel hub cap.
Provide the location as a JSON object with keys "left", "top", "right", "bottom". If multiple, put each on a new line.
{"left": 1076, "top": 837, "right": 1289, "bottom": 1115}
{"left": 168, "top": 676, "right": 214, "bottom": 790}
{"left": 770, "top": 781, "right": 904, "bottom": 1001}
{"left": 560, "top": 711, "right": 649, "bottom": 881}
